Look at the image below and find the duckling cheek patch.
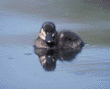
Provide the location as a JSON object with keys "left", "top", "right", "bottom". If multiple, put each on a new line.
{"left": 39, "top": 34, "right": 46, "bottom": 41}
{"left": 40, "top": 56, "right": 46, "bottom": 65}
{"left": 41, "top": 28, "right": 46, "bottom": 37}
{"left": 39, "top": 28, "right": 46, "bottom": 40}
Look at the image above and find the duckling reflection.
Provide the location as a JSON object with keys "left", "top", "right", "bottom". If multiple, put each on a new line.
{"left": 57, "top": 48, "right": 82, "bottom": 61}
{"left": 34, "top": 47, "right": 57, "bottom": 71}
{"left": 34, "top": 46, "right": 82, "bottom": 71}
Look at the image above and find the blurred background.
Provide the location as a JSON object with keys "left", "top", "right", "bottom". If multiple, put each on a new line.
{"left": 1, "top": 0, "right": 110, "bottom": 21}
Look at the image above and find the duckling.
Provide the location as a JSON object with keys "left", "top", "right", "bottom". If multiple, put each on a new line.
{"left": 34, "top": 22, "right": 84, "bottom": 49}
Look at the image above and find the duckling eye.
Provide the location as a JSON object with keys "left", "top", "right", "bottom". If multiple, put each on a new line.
{"left": 52, "top": 59, "right": 55, "bottom": 62}
{"left": 52, "top": 33, "right": 55, "bottom": 37}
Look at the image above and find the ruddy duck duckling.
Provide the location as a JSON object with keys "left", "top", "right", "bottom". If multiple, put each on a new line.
{"left": 34, "top": 22, "right": 84, "bottom": 49}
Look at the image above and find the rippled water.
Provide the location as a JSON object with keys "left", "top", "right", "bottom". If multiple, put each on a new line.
{"left": 0, "top": 0, "right": 110, "bottom": 89}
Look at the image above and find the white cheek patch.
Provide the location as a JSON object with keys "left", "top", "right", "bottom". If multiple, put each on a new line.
{"left": 39, "top": 28, "right": 46, "bottom": 40}
{"left": 40, "top": 56, "right": 46, "bottom": 61}
{"left": 40, "top": 56, "right": 46, "bottom": 65}
{"left": 41, "top": 28, "right": 46, "bottom": 36}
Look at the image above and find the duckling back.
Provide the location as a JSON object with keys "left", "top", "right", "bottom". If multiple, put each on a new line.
{"left": 57, "top": 31, "right": 84, "bottom": 49}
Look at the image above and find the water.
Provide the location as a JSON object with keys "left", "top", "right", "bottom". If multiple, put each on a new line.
{"left": 0, "top": 0, "right": 110, "bottom": 89}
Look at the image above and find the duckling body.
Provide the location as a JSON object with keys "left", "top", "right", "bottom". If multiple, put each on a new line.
{"left": 34, "top": 22, "right": 84, "bottom": 49}
{"left": 57, "top": 31, "right": 84, "bottom": 49}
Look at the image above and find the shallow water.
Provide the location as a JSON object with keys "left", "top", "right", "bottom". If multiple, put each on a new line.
{"left": 0, "top": 0, "right": 110, "bottom": 89}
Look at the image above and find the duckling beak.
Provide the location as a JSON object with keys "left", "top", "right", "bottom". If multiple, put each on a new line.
{"left": 45, "top": 34, "right": 53, "bottom": 43}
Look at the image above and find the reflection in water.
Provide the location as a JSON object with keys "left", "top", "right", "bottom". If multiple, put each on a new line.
{"left": 34, "top": 46, "right": 82, "bottom": 71}
{"left": 35, "top": 48, "right": 57, "bottom": 71}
